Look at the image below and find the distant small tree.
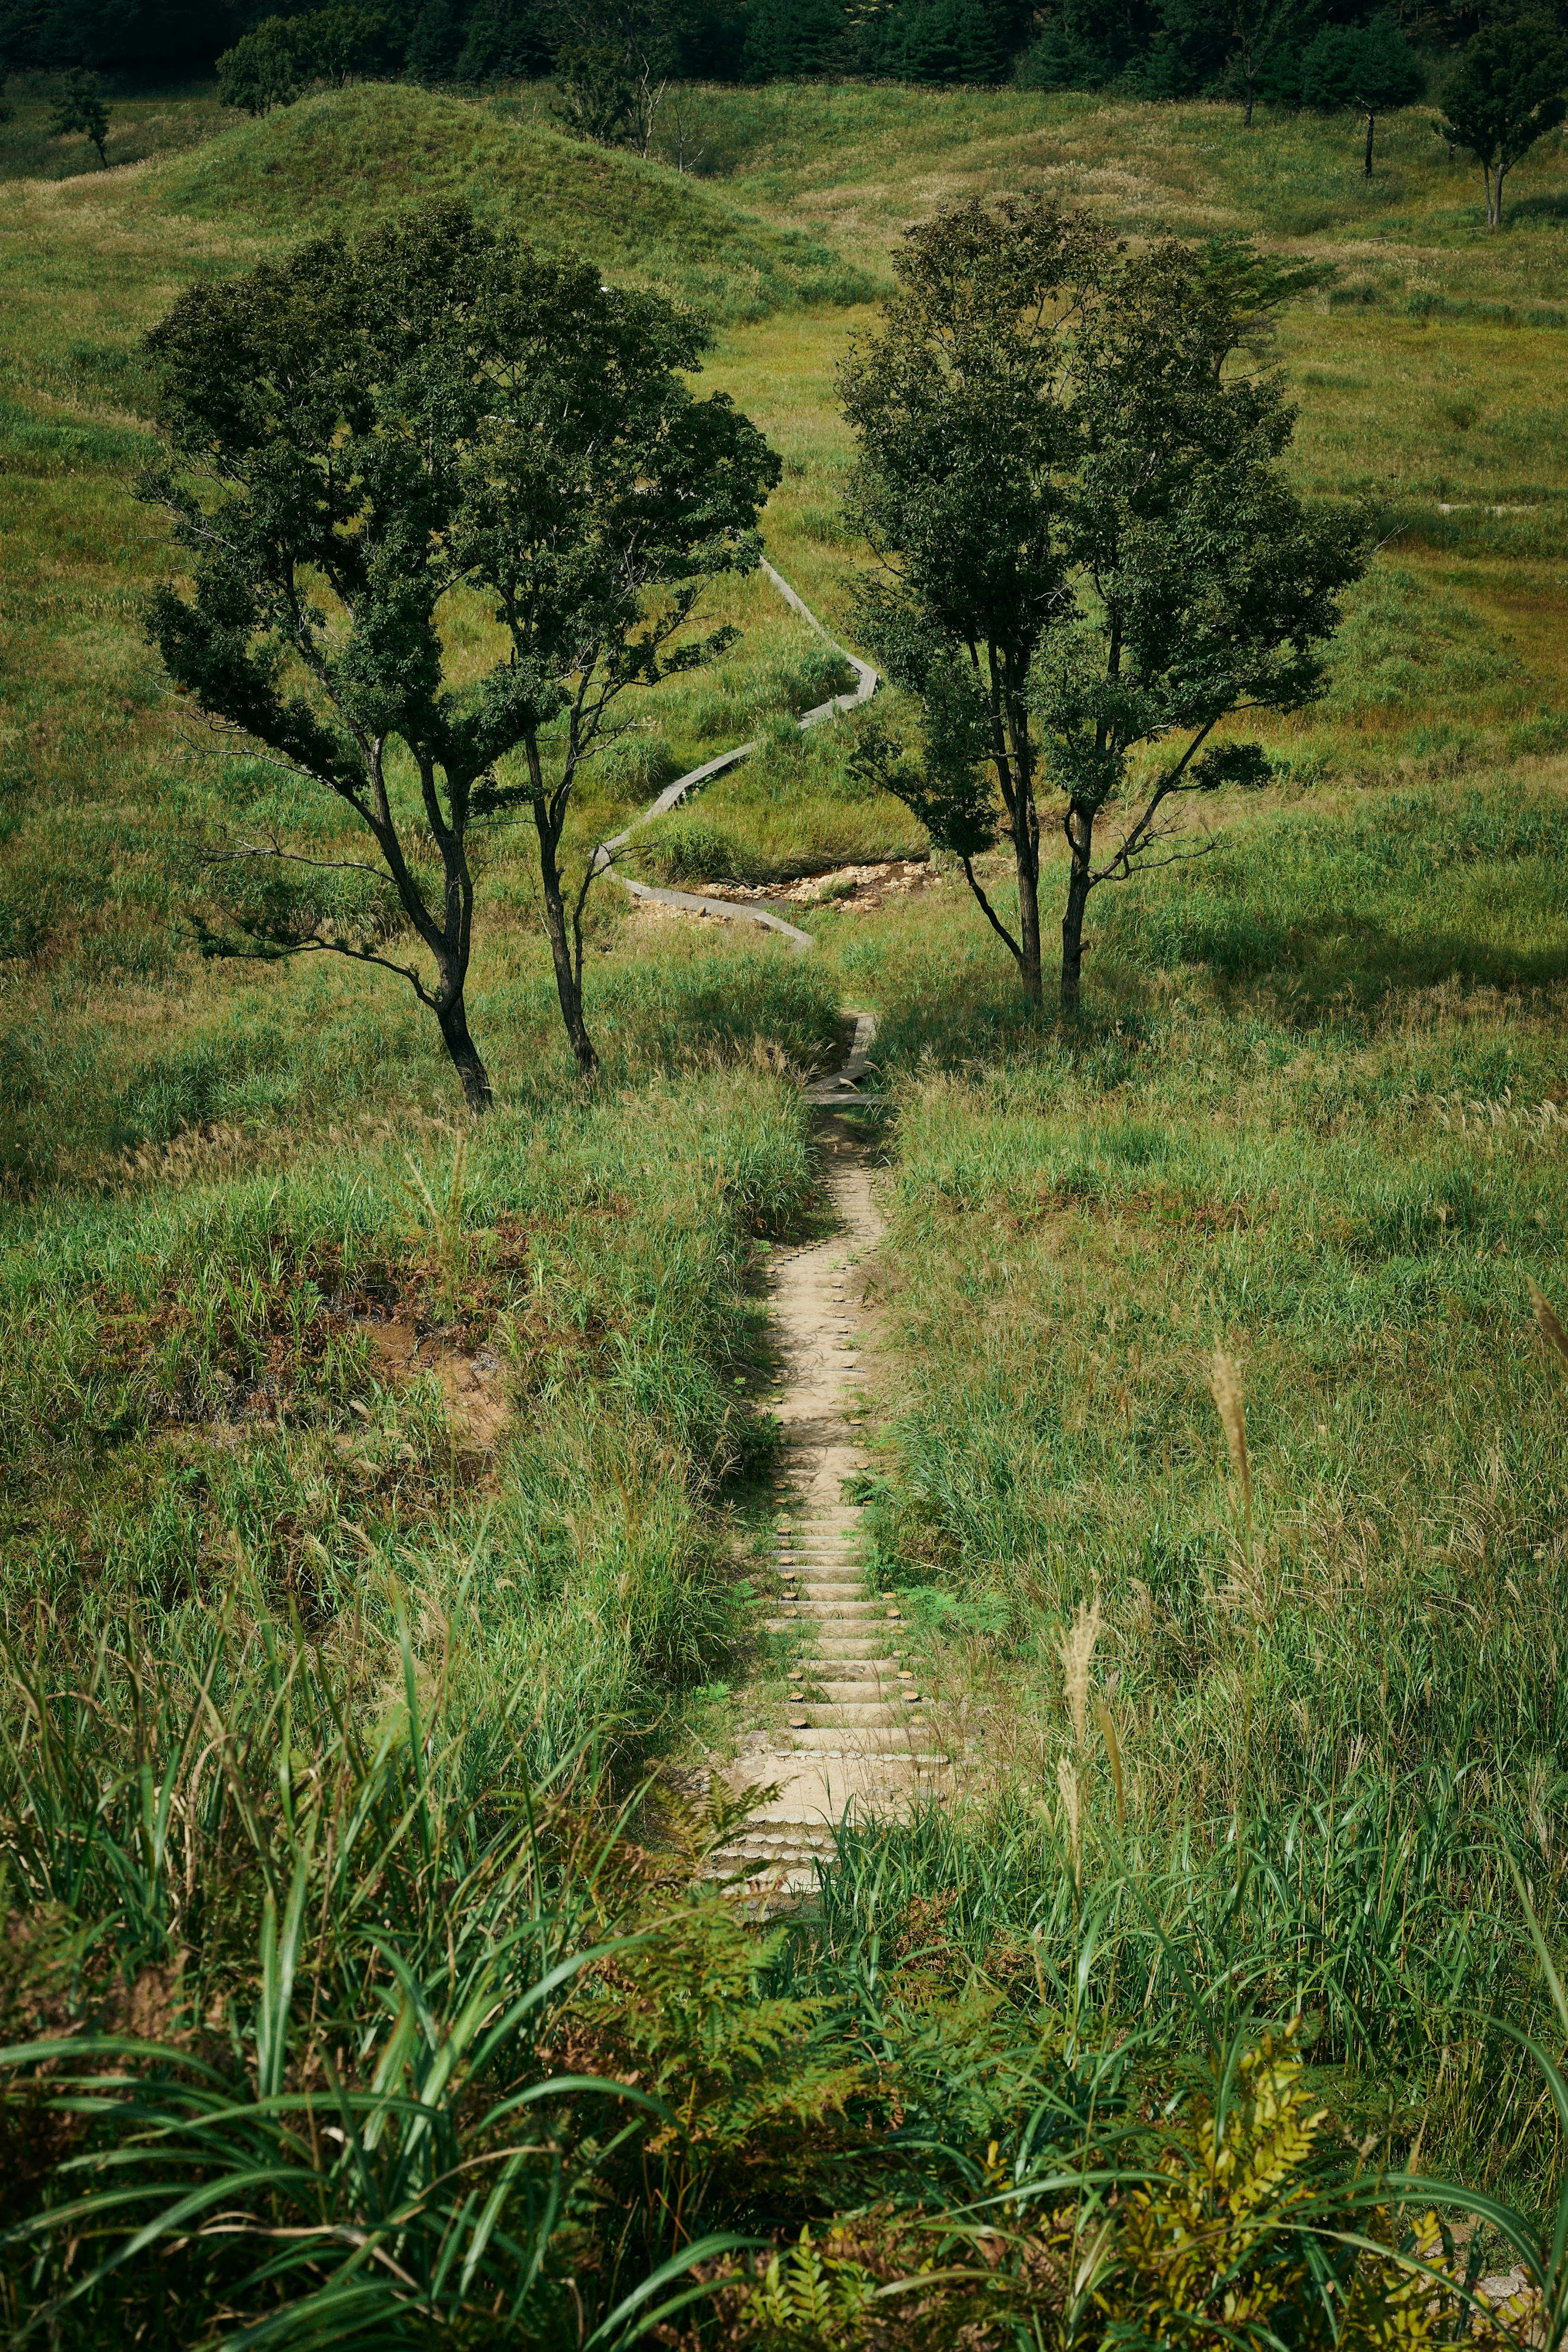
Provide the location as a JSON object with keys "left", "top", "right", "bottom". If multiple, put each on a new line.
{"left": 1299, "top": 14, "right": 1423, "bottom": 176}
{"left": 140, "top": 202, "right": 778, "bottom": 1107}
{"left": 1225, "top": 0, "right": 1298, "bottom": 127}
{"left": 843, "top": 202, "right": 1366, "bottom": 1014}
{"left": 553, "top": 41, "right": 644, "bottom": 143}
{"left": 1437, "top": 11, "right": 1568, "bottom": 229}
{"left": 49, "top": 69, "right": 110, "bottom": 167}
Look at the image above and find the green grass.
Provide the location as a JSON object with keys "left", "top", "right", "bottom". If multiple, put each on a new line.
{"left": 4, "top": 67, "right": 1568, "bottom": 2325}
{"left": 0, "top": 75, "right": 226, "bottom": 182}
{"left": 153, "top": 83, "right": 875, "bottom": 320}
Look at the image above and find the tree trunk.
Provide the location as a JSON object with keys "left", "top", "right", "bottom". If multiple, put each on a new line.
{"left": 437, "top": 993, "right": 493, "bottom": 1115}
{"left": 533, "top": 805, "right": 599, "bottom": 1079}
{"left": 1490, "top": 161, "right": 1504, "bottom": 229}
{"left": 1012, "top": 800, "right": 1043, "bottom": 1005}
{"left": 1060, "top": 802, "right": 1094, "bottom": 1012}
{"left": 1363, "top": 110, "right": 1375, "bottom": 178}
{"left": 1243, "top": 75, "right": 1254, "bottom": 127}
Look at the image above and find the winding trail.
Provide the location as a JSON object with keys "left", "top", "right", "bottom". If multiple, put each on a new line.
{"left": 594, "top": 559, "right": 878, "bottom": 953}
{"left": 606, "top": 562, "right": 941, "bottom": 1899}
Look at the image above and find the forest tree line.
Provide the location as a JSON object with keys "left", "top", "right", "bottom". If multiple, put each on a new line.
{"left": 4, "top": 0, "right": 1566, "bottom": 96}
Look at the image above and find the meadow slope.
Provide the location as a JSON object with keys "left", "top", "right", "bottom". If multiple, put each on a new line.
{"left": 2, "top": 78, "right": 1568, "bottom": 2304}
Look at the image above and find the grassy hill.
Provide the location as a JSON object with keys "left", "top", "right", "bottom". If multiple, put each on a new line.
{"left": 154, "top": 83, "right": 875, "bottom": 319}
{"left": 4, "top": 74, "right": 1568, "bottom": 2331}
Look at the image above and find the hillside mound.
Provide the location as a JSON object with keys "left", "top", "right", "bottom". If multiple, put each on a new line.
{"left": 154, "top": 83, "right": 875, "bottom": 321}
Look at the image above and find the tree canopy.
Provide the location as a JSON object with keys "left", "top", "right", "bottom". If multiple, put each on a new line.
{"left": 142, "top": 199, "right": 778, "bottom": 1108}
{"left": 1299, "top": 14, "right": 1423, "bottom": 173}
{"left": 1438, "top": 12, "right": 1568, "bottom": 228}
{"left": 843, "top": 201, "right": 1366, "bottom": 1014}
{"left": 842, "top": 197, "right": 1113, "bottom": 1005}
{"left": 217, "top": 9, "right": 387, "bottom": 111}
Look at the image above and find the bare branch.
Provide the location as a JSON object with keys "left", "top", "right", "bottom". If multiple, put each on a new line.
{"left": 203, "top": 839, "right": 393, "bottom": 883}
{"left": 221, "top": 931, "right": 440, "bottom": 1009}
{"left": 1098, "top": 834, "right": 1220, "bottom": 885}
{"left": 1090, "top": 718, "right": 1218, "bottom": 885}
{"left": 960, "top": 855, "right": 1024, "bottom": 967}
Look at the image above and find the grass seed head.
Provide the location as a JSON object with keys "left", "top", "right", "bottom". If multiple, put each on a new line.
{"left": 1058, "top": 1594, "right": 1103, "bottom": 1747}
{"left": 1209, "top": 1349, "right": 1253, "bottom": 1530}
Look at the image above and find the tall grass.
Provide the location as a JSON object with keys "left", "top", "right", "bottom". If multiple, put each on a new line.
{"left": 7, "top": 1612, "right": 1568, "bottom": 2345}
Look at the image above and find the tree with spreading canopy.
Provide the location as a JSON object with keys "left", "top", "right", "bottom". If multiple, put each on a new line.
{"left": 140, "top": 200, "right": 779, "bottom": 1110}
{"left": 48, "top": 67, "right": 109, "bottom": 164}
{"left": 1437, "top": 12, "right": 1568, "bottom": 228}
{"left": 1298, "top": 14, "right": 1423, "bottom": 177}
{"left": 216, "top": 9, "right": 386, "bottom": 112}
{"left": 842, "top": 198, "right": 1366, "bottom": 1013}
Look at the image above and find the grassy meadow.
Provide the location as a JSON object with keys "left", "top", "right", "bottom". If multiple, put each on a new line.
{"left": 2, "top": 67, "right": 1568, "bottom": 2342}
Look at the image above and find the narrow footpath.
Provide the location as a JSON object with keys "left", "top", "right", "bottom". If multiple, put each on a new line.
{"left": 707, "top": 1019, "right": 950, "bottom": 1902}
{"left": 601, "top": 560, "right": 950, "bottom": 1898}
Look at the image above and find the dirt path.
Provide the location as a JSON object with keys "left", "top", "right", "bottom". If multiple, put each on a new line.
{"left": 708, "top": 1021, "right": 949, "bottom": 1904}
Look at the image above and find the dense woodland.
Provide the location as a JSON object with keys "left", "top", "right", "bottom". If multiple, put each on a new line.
{"left": 5, "top": 0, "right": 1566, "bottom": 96}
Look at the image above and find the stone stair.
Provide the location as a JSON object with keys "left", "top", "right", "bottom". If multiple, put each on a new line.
{"left": 705, "top": 1101, "right": 949, "bottom": 1908}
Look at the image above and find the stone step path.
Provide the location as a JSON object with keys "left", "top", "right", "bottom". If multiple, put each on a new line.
{"left": 707, "top": 1050, "right": 949, "bottom": 1906}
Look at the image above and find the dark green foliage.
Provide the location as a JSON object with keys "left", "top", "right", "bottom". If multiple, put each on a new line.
{"left": 554, "top": 36, "right": 643, "bottom": 138}
{"left": 1299, "top": 13, "right": 1421, "bottom": 114}
{"left": 216, "top": 9, "right": 387, "bottom": 113}
{"left": 0, "top": 0, "right": 219, "bottom": 74}
{"left": 46, "top": 66, "right": 108, "bottom": 165}
{"left": 140, "top": 199, "right": 779, "bottom": 1101}
{"left": 742, "top": 0, "right": 849, "bottom": 77}
{"left": 456, "top": 0, "right": 557, "bottom": 76}
{"left": 215, "top": 17, "right": 310, "bottom": 112}
{"left": 841, "top": 200, "right": 1364, "bottom": 1013}
{"left": 1300, "top": 14, "right": 1423, "bottom": 172}
{"left": 841, "top": 195, "right": 1112, "bottom": 1005}
{"left": 1038, "top": 236, "right": 1366, "bottom": 1001}
{"left": 878, "top": 0, "right": 1026, "bottom": 85}
{"left": 1438, "top": 10, "right": 1568, "bottom": 226}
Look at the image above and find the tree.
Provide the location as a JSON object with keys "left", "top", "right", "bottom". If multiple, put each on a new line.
{"left": 553, "top": 40, "right": 646, "bottom": 143}
{"left": 842, "top": 203, "right": 1365, "bottom": 1014}
{"left": 878, "top": 0, "right": 1023, "bottom": 83}
{"left": 1221, "top": 0, "right": 1301, "bottom": 126}
{"left": 217, "top": 9, "right": 384, "bottom": 111}
{"left": 550, "top": 0, "right": 707, "bottom": 154}
{"left": 840, "top": 196, "right": 1112, "bottom": 1006}
{"left": 742, "top": 0, "right": 846, "bottom": 76}
{"left": 457, "top": 0, "right": 557, "bottom": 79}
{"left": 1036, "top": 238, "right": 1366, "bottom": 1008}
{"left": 140, "top": 201, "right": 778, "bottom": 1108}
{"left": 1437, "top": 11, "right": 1568, "bottom": 228}
{"left": 1299, "top": 14, "right": 1423, "bottom": 176}
{"left": 307, "top": 6, "right": 387, "bottom": 82}
{"left": 216, "top": 16, "right": 308, "bottom": 110}
{"left": 48, "top": 67, "right": 109, "bottom": 164}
